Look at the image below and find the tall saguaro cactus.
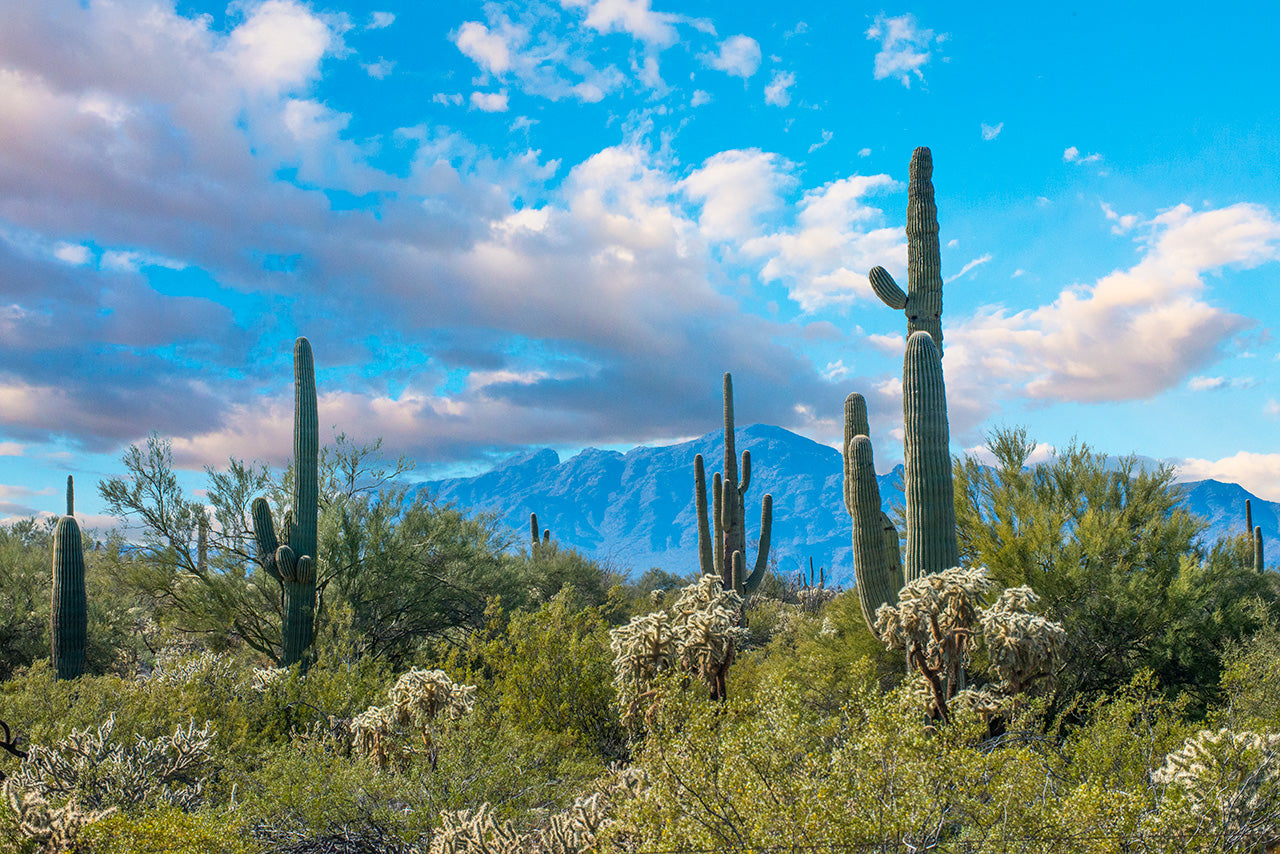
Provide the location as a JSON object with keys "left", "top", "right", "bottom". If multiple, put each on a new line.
{"left": 252, "top": 337, "right": 319, "bottom": 667}
{"left": 843, "top": 393, "right": 904, "bottom": 631}
{"left": 868, "top": 146, "right": 944, "bottom": 352}
{"left": 846, "top": 146, "right": 959, "bottom": 635}
{"left": 66, "top": 475, "right": 74, "bottom": 516}
{"left": 51, "top": 513, "right": 87, "bottom": 680}
{"left": 693, "top": 373, "right": 772, "bottom": 597}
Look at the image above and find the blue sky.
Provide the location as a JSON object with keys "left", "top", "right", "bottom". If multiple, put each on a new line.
{"left": 1, "top": 0, "right": 1278, "bottom": 530}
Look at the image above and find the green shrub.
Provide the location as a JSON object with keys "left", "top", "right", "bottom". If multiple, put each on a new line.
{"left": 79, "top": 806, "right": 259, "bottom": 854}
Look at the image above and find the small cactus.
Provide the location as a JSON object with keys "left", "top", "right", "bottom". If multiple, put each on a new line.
{"left": 530, "top": 512, "right": 552, "bottom": 555}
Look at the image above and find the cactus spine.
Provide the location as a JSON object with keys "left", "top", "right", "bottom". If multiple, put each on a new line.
{"left": 693, "top": 373, "right": 772, "bottom": 596}
{"left": 252, "top": 337, "right": 319, "bottom": 667}
{"left": 51, "top": 514, "right": 87, "bottom": 680}
{"left": 843, "top": 393, "right": 904, "bottom": 631}
{"left": 868, "top": 146, "right": 944, "bottom": 353}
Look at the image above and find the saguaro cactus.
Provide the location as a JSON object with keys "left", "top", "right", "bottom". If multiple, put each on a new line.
{"left": 843, "top": 393, "right": 904, "bottom": 631}
{"left": 51, "top": 514, "right": 87, "bottom": 680}
{"left": 252, "top": 337, "right": 319, "bottom": 667}
{"left": 693, "top": 374, "right": 772, "bottom": 597}
{"left": 868, "top": 146, "right": 944, "bottom": 352}
{"left": 65, "top": 475, "right": 74, "bottom": 516}
{"left": 1256, "top": 527, "right": 1266, "bottom": 574}
{"left": 903, "top": 330, "right": 959, "bottom": 581}
{"left": 530, "top": 512, "right": 552, "bottom": 556}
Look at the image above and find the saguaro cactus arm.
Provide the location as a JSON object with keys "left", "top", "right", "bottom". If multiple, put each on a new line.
{"left": 694, "top": 455, "right": 714, "bottom": 578}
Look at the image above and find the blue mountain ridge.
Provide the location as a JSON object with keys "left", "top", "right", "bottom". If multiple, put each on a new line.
{"left": 414, "top": 424, "right": 1278, "bottom": 583}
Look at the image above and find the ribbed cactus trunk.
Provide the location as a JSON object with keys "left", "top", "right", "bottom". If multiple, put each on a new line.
{"left": 903, "top": 331, "right": 958, "bottom": 582}
{"left": 843, "top": 393, "right": 904, "bottom": 632}
{"left": 692, "top": 373, "right": 772, "bottom": 597}
{"left": 51, "top": 515, "right": 87, "bottom": 680}
{"left": 66, "top": 475, "right": 74, "bottom": 516}
{"left": 868, "top": 147, "right": 944, "bottom": 353}
{"left": 253, "top": 337, "right": 319, "bottom": 668}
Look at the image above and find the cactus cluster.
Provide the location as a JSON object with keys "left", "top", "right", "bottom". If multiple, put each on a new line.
{"left": 693, "top": 373, "right": 772, "bottom": 598}
{"left": 1246, "top": 499, "right": 1265, "bottom": 573}
{"left": 845, "top": 146, "right": 959, "bottom": 634}
{"left": 251, "top": 337, "right": 320, "bottom": 667}
{"left": 351, "top": 668, "right": 476, "bottom": 769}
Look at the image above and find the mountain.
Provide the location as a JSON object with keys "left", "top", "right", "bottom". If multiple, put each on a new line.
{"left": 415, "top": 424, "right": 1277, "bottom": 583}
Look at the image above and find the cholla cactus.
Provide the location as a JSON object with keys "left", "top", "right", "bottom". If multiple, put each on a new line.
{"left": 2, "top": 784, "right": 115, "bottom": 854}
{"left": 251, "top": 665, "right": 290, "bottom": 692}
{"left": 979, "top": 586, "right": 1066, "bottom": 694}
{"left": 1153, "top": 728, "right": 1280, "bottom": 848}
{"left": 148, "top": 649, "right": 238, "bottom": 687}
{"left": 389, "top": 668, "right": 477, "bottom": 726}
{"left": 351, "top": 670, "right": 476, "bottom": 770}
{"left": 875, "top": 567, "right": 1063, "bottom": 724}
{"left": 351, "top": 706, "right": 397, "bottom": 769}
{"left": 3, "top": 714, "right": 213, "bottom": 850}
{"left": 430, "top": 768, "right": 644, "bottom": 854}
{"left": 797, "top": 586, "right": 838, "bottom": 614}
{"left": 610, "top": 576, "right": 747, "bottom": 730}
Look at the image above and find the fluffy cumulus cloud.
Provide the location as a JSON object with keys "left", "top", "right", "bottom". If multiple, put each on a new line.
{"left": 865, "top": 13, "right": 940, "bottom": 87}
{"left": 944, "top": 202, "right": 1280, "bottom": 408}
{"left": 702, "top": 35, "right": 762, "bottom": 78}
{"left": 739, "top": 174, "right": 904, "bottom": 312}
{"left": 764, "top": 70, "right": 796, "bottom": 106}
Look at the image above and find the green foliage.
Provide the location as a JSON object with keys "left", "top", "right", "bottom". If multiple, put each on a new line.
{"left": 80, "top": 806, "right": 259, "bottom": 854}
{"left": 955, "top": 426, "right": 1274, "bottom": 713}
{"left": 488, "top": 589, "right": 625, "bottom": 759}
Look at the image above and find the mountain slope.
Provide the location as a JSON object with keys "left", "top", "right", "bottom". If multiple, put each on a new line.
{"left": 416, "top": 424, "right": 1276, "bottom": 582}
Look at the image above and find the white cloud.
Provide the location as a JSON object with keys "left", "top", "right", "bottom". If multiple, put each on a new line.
{"left": 362, "top": 59, "right": 394, "bottom": 79}
{"left": 865, "top": 13, "right": 938, "bottom": 87}
{"left": 741, "top": 173, "right": 903, "bottom": 311}
{"left": 560, "top": 0, "right": 682, "bottom": 48}
{"left": 858, "top": 148, "right": 871, "bottom": 158}
{"left": 808, "top": 130, "right": 833, "bottom": 153}
{"left": 691, "top": 89, "right": 711, "bottom": 107}
{"left": 1011, "top": 269, "right": 1026, "bottom": 278}
{"left": 433, "top": 92, "right": 463, "bottom": 106}
{"left": 368, "top": 11, "right": 395, "bottom": 29}
{"left": 1064, "top": 145, "right": 1102, "bottom": 164}
{"left": 453, "top": 20, "right": 514, "bottom": 75}
{"left": 981, "top": 122, "right": 1003, "bottom": 141}
{"left": 1265, "top": 399, "right": 1279, "bottom": 418}
{"left": 1188, "top": 376, "right": 1227, "bottom": 391}
{"left": 765, "top": 70, "right": 796, "bottom": 107}
{"left": 53, "top": 242, "right": 92, "bottom": 265}
{"left": 226, "top": 0, "right": 340, "bottom": 94}
{"left": 679, "top": 149, "right": 795, "bottom": 243}
{"left": 1101, "top": 201, "right": 1139, "bottom": 234}
{"left": 470, "top": 90, "right": 510, "bottom": 112}
{"left": 947, "top": 202, "right": 1280, "bottom": 405}
{"left": 1177, "top": 452, "right": 1280, "bottom": 501}
{"left": 822, "top": 360, "right": 850, "bottom": 381}
{"left": 0, "top": 442, "right": 24, "bottom": 456}
{"left": 949, "top": 253, "right": 992, "bottom": 282}
{"left": 702, "top": 35, "right": 762, "bottom": 78}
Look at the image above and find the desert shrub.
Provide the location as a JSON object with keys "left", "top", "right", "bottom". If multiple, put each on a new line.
{"left": 79, "top": 806, "right": 259, "bottom": 854}
{"left": 488, "top": 589, "right": 625, "bottom": 760}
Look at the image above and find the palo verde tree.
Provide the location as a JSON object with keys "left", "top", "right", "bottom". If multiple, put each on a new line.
{"left": 954, "top": 426, "right": 1274, "bottom": 715}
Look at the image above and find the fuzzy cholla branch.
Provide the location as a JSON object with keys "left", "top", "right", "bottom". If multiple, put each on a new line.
{"left": 1153, "top": 728, "right": 1280, "bottom": 847}
{"left": 874, "top": 566, "right": 992, "bottom": 722}
{"left": 5, "top": 714, "right": 214, "bottom": 812}
{"left": 3, "top": 783, "right": 116, "bottom": 854}
{"left": 430, "top": 768, "right": 644, "bottom": 854}
{"left": 351, "top": 669, "right": 476, "bottom": 770}
{"left": 979, "top": 586, "right": 1066, "bottom": 694}
{"left": 610, "top": 575, "right": 747, "bottom": 731}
